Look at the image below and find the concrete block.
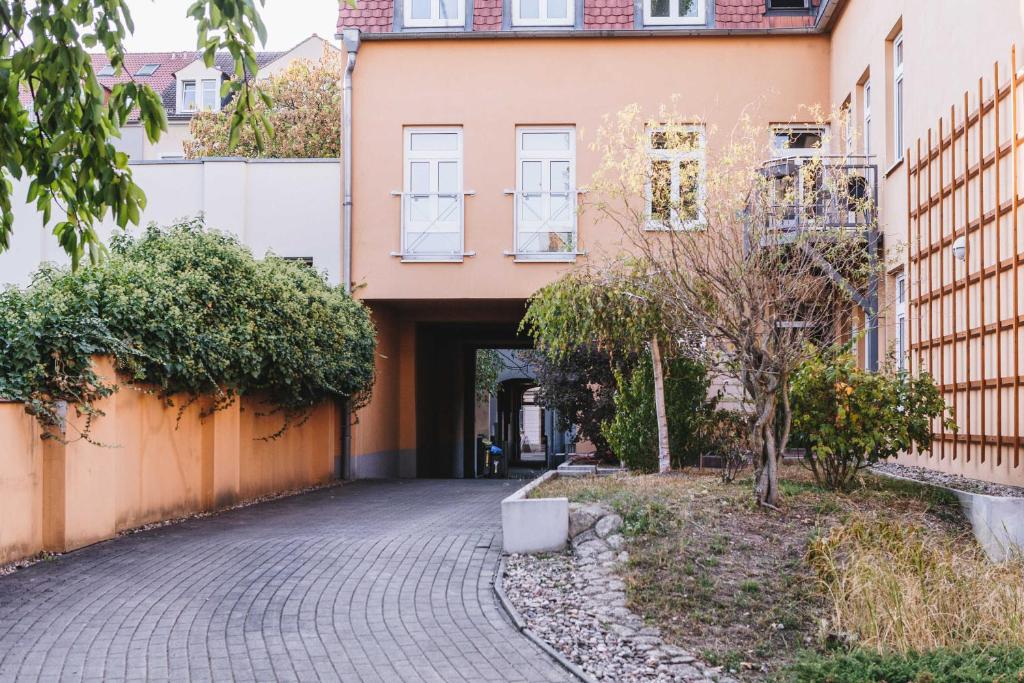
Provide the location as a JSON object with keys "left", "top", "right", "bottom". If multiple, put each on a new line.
{"left": 501, "top": 470, "right": 568, "bottom": 554}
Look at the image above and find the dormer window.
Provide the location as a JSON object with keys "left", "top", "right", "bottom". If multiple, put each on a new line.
{"left": 512, "top": 0, "right": 573, "bottom": 26}
{"left": 404, "top": 0, "right": 464, "bottom": 27}
{"left": 97, "top": 64, "right": 115, "bottom": 77}
{"left": 135, "top": 63, "right": 160, "bottom": 76}
{"left": 644, "top": 0, "right": 705, "bottom": 26}
{"left": 767, "top": 0, "right": 809, "bottom": 9}
{"left": 181, "top": 78, "right": 220, "bottom": 113}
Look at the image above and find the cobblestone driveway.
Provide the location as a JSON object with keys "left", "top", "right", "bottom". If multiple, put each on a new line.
{"left": 0, "top": 480, "right": 573, "bottom": 682}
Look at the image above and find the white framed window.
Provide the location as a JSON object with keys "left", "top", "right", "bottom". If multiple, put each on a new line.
{"left": 201, "top": 79, "right": 219, "bottom": 111}
{"left": 895, "top": 273, "right": 907, "bottom": 371}
{"left": 513, "top": 127, "right": 577, "bottom": 259}
{"left": 842, "top": 100, "right": 854, "bottom": 156}
{"left": 893, "top": 32, "right": 904, "bottom": 161}
{"left": 401, "top": 128, "right": 464, "bottom": 260}
{"left": 644, "top": 0, "right": 705, "bottom": 26}
{"left": 404, "top": 0, "right": 465, "bottom": 27}
{"left": 512, "top": 0, "right": 574, "bottom": 25}
{"left": 771, "top": 125, "right": 827, "bottom": 158}
{"left": 181, "top": 81, "right": 197, "bottom": 113}
{"left": 646, "top": 125, "right": 705, "bottom": 230}
{"left": 862, "top": 79, "right": 872, "bottom": 155}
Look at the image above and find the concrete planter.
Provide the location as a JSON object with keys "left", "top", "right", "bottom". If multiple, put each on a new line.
{"left": 501, "top": 470, "right": 568, "bottom": 554}
{"left": 875, "top": 470, "right": 1024, "bottom": 561}
{"left": 952, "top": 490, "right": 1024, "bottom": 561}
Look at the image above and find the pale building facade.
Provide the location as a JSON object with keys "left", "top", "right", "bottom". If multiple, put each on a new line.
{"left": 336, "top": 0, "right": 1024, "bottom": 484}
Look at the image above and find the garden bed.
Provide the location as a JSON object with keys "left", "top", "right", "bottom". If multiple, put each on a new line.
{"left": 872, "top": 462, "right": 1024, "bottom": 498}
{"left": 524, "top": 466, "right": 1024, "bottom": 681}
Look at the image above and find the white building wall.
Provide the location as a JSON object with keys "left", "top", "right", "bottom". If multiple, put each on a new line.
{"left": 0, "top": 158, "right": 341, "bottom": 288}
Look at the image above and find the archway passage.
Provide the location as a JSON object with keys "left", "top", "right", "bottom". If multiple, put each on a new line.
{"left": 350, "top": 300, "right": 572, "bottom": 479}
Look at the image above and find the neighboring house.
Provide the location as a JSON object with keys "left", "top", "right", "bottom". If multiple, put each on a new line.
{"left": 91, "top": 34, "right": 337, "bottom": 159}
{"left": 335, "top": 0, "right": 1024, "bottom": 485}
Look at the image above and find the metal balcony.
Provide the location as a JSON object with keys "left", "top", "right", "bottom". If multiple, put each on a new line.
{"left": 757, "top": 155, "right": 878, "bottom": 239}
{"left": 747, "top": 155, "right": 883, "bottom": 370}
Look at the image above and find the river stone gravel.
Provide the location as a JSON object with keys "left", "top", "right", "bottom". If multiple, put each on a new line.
{"left": 873, "top": 462, "right": 1024, "bottom": 498}
{"left": 503, "top": 504, "right": 738, "bottom": 683}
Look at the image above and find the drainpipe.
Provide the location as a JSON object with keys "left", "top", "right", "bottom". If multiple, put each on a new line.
{"left": 341, "top": 28, "right": 360, "bottom": 296}
{"left": 341, "top": 28, "right": 360, "bottom": 480}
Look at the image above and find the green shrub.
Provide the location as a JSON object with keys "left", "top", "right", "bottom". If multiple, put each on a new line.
{"left": 602, "top": 351, "right": 711, "bottom": 472}
{"left": 785, "top": 646, "right": 1024, "bottom": 683}
{"left": 791, "top": 347, "right": 954, "bottom": 490}
{"left": 0, "top": 220, "right": 376, "bottom": 436}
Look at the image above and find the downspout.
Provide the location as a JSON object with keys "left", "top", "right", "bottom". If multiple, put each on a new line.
{"left": 341, "top": 28, "right": 361, "bottom": 480}
{"left": 342, "top": 28, "right": 360, "bottom": 295}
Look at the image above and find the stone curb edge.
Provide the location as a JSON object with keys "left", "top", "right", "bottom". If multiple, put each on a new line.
{"left": 491, "top": 554, "right": 598, "bottom": 683}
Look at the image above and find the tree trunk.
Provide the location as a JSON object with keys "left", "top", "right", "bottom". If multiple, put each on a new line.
{"left": 651, "top": 337, "right": 671, "bottom": 473}
{"left": 751, "top": 389, "right": 781, "bottom": 507}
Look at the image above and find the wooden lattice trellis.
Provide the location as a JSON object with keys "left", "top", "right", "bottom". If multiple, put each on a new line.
{"left": 905, "top": 45, "right": 1023, "bottom": 484}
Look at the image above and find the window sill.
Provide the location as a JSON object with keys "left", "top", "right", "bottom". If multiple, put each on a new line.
{"left": 390, "top": 251, "right": 476, "bottom": 263}
{"left": 644, "top": 221, "right": 704, "bottom": 232}
{"left": 884, "top": 156, "right": 904, "bottom": 177}
{"left": 503, "top": 250, "right": 585, "bottom": 262}
{"left": 509, "top": 20, "right": 576, "bottom": 28}
{"left": 642, "top": 21, "right": 709, "bottom": 28}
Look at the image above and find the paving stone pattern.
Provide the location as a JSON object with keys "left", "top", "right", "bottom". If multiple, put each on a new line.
{"left": 0, "top": 480, "right": 574, "bottom": 682}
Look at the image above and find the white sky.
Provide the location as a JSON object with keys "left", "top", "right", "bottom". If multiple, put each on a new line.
{"left": 121, "top": 0, "right": 340, "bottom": 52}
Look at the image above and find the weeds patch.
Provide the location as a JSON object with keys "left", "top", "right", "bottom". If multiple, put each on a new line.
{"left": 784, "top": 646, "right": 1024, "bottom": 683}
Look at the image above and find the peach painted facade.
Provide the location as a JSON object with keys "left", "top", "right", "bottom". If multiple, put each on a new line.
{"left": 338, "top": 0, "right": 1024, "bottom": 484}
{"left": 0, "top": 357, "right": 341, "bottom": 565}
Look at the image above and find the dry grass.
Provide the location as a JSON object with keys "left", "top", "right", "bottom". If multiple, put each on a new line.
{"left": 810, "top": 514, "right": 1024, "bottom": 654}
{"left": 532, "top": 466, "right": 991, "bottom": 680}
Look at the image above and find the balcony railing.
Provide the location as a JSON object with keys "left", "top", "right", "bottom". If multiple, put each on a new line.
{"left": 390, "top": 190, "right": 476, "bottom": 262}
{"left": 503, "top": 189, "right": 585, "bottom": 261}
{"left": 755, "top": 155, "right": 878, "bottom": 236}
{"left": 501, "top": 189, "right": 585, "bottom": 262}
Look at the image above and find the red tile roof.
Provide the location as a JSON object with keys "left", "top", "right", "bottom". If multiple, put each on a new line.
{"left": 584, "top": 0, "right": 634, "bottom": 30}
{"left": 91, "top": 52, "right": 200, "bottom": 114}
{"left": 473, "top": 0, "right": 504, "bottom": 31}
{"left": 334, "top": 0, "right": 818, "bottom": 33}
{"left": 715, "top": 0, "right": 815, "bottom": 29}
{"left": 337, "top": 0, "right": 395, "bottom": 33}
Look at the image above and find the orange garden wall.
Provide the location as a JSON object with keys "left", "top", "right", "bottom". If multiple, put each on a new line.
{"left": 0, "top": 357, "right": 340, "bottom": 565}
{"left": 0, "top": 405, "right": 43, "bottom": 565}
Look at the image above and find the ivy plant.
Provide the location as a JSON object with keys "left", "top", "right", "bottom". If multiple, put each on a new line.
{"left": 0, "top": 219, "right": 376, "bottom": 440}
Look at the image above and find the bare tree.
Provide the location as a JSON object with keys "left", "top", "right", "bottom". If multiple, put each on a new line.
{"left": 586, "top": 104, "right": 879, "bottom": 507}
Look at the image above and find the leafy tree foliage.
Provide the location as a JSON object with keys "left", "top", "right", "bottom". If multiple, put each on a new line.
{"left": 602, "top": 353, "right": 712, "bottom": 472}
{"left": 791, "top": 347, "right": 955, "bottom": 490}
{"left": 521, "top": 263, "right": 681, "bottom": 471}
{"left": 524, "top": 345, "right": 631, "bottom": 460}
{"left": 0, "top": 0, "right": 273, "bottom": 268}
{"left": 521, "top": 265, "right": 664, "bottom": 360}
{"left": 186, "top": 48, "right": 342, "bottom": 159}
{"left": 585, "top": 102, "right": 883, "bottom": 506}
{"left": 0, "top": 219, "right": 376, "bottom": 439}
{"left": 475, "top": 348, "right": 503, "bottom": 401}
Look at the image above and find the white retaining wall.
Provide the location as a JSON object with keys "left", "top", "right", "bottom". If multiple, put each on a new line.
{"left": 0, "top": 158, "right": 341, "bottom": 287}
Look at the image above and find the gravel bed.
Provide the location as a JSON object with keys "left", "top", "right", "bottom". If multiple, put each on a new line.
{"left": 503, "top": 504, "right": 736, "bottom": 682}
{"left": 873, "top": 462, "right": 1024, "bottom": 498}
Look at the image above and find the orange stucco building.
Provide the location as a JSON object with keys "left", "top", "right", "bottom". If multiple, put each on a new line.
{"left": 336, "top": 0, "right": 1024, "bottom": 485}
